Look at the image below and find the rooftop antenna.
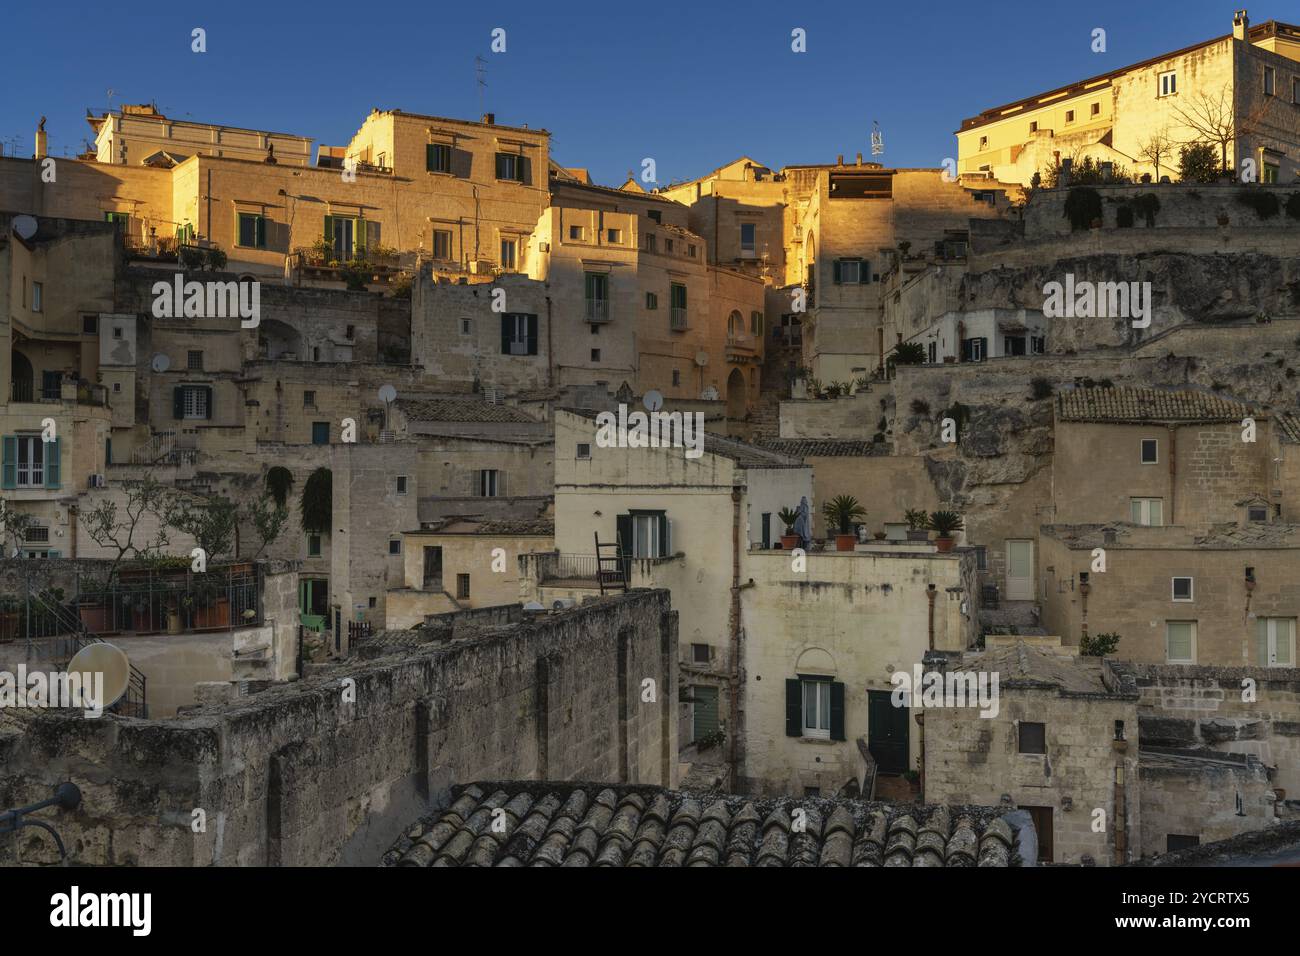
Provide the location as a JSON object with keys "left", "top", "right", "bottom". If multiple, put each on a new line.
{"left": 871, "top": 120, "right": 884, "bottom": 157}
{"left": 106, "top": 88, "right": 116, "bottom": 114}
{"left": 475, "top": 56, "right": 488, "bottom": 118}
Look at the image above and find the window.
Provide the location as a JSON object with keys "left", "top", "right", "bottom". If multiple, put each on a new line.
{"left": 974, "top": 545, "right": 988, "bottom": 570}
{"left": 369, "top": 596, "right": 377, "bottom": 609}
{"left": 1263, "top": 161, "right": 1279, "bottom": 184}
{"left": 307, "top": 535, "right": 321, "bottom": 557}
{"left": 396, "top": 476, "right": 408, "bottom": 495}
{"left": 31, "top": 282, "right": 42, "bottom": 312}
{"left": 176, "top": 385, "right": 211, "bottom": 421}
{"left": 591, "top": 348, "right": 601, "bottom": 362}
{"left": 688, "top": 244, "right": 697, "bottom": 258}
{"left": 187, "top": 350, "right": 204, "bottom": 371}
{"left": 479, "top": 469, "right": 501, "bottom": 497}
{"left": 647, "top": 210, "right": 662, "bottom": 224}
{"left": 751, "top": 311, "right": 763, "bottom": 336}
{"left": 1158, "top": 70, "right": 1177, "bottom": 97}
{"left": 1248, "top": 505, "right": 1268, "bottom": 523}
{"left": 664, "top": 238, "right": 673, "bottom": 253}
{"left": 1256, "top": 618, "right": 1295, "bottom": 667}
{"left": 1091, "top": 102, "right": 1101, "bottom": 116}
{"left": 1030, "top": 336, "right": 1046, "bottom": 354}
{"left": 104, "top": 211, "right": 130, "bottom": 229}
{"left": 83, "top": 315, "right": 98, "bottom": 334}
{"left": 576, "top": 443, "right": 591, "bottom": 460}
{"left": 740, "top": 222, "right": 756, "bottom": 253}
{"left": 500, "top": 238, "right": 517, "bottom": 270}
{"left": 692, "top": 643, "right": 710, "bottom": 664}
{"left": 834, "top": 258, "right": 867, "bottom": 284}
{"left": 501, "top": 313, "right": 538, "bottom": 355}
{"left": 607, "top": 228, "right": 621, "bottom": 244}
{"left": 645, "top": 292, "right": 658, "bottom": 310}
{"left": 1130, "top": 497, "right": 1164, "bottom": 526}
{"left": 312, "top": 421, "right": 329, "bottom": 445}
{"left": 802, "top": 679, "right": 831, "bottom": 739}
{"left": 432, "top": 229, "right": 452, "bottom": 260}
{"left": 111, "top": 325, "right": 123, "bottom": 340}
{"left": 1141, "top": 438, "right": 1158, "bottom": 464}
{"left": 1018, "top": 722, "right": 1046, "bottom": 754}
{"left": 569, "top": 224, "right": 585, "bottom": 241}
{"left": 1004, "top": 336, "right": 1026, "bottom": 356}
{"left": 1166, "top": 621, "right": 1197, "bottom": 664}
{"left": 456, "top": 573, "right": 471, "bottom": 599}
{"left": 961, "top": 337, "right": 987, "bottom": 362}
{"left": 387, "top": 538, "right": 401, "bottom": 556}
{"left": 7, "top": 436, "right": 45, "bottom": 487}
{"left": 1264, "top": 66, "right": 1275, "bottom": 97}
{"left": 1029, "top": 121, "right": 1038, "bottom": 133}
{"left": 978, "top": 136, "right": 988, "bottom": 150}
{"left": 303, "top": 390, "right": 316, "bottom": 407}
{"left": 237, "top": 212, "right": 267, "bottom": 249}
{"left": 927, "top": 341, "right": 937, "bottom": 364}
{"left": 426, "top": 143, "right": 452, "bottom": 174}
{"left": 585, "top": 272, "right": 609, "bottom": 323}
{"left": 621, "top": 510, "right": 670, "bottom": 558}
{"left": 324, "top": 215, "right": 355, "bottom": 259}
{"left": 1172, "top": 577, "right": 1193, "bottom": 602}
{"left": 459, "top": 317, "right": 472, "bottom": 335}
{"left": 495, "top": 152, "right": 523, "bottom": 181}
{"left": 644, "top": 234, "right": 657, "bottom": 253}
{"left": 1167, "top": 834, "right": 1200, "bottom": 853}
{"left": 670, "top": 283, "right": 687, "bottom": 329}
{"left": 672, "top": 369, "right": 681, "bottom": 387}
{"left": 1065, "top": 110, "right": 1075, "bottom": 124}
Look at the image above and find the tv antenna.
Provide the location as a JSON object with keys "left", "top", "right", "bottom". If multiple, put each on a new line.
{"left": 871, "top": 120, "right": 884, "bottom": 157}
{"left": 106, "top": 88, "right": 116, "bottom": 113}
{"left": 475, "top": 56, "right": 488, "bottom": 118}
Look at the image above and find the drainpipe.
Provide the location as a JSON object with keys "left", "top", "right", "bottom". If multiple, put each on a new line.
{"left": 926, "top": 583, "right": 936, "bottom": 650}
{"left": 728, "top": 487, "right": 743, "bottom": 783}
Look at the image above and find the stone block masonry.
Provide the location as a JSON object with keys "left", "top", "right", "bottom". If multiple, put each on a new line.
{"left": 0, "top": 590, "right": 678, "bottom": 866}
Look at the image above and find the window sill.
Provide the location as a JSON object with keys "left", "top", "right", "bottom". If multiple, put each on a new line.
{"left": 799, "top": 736, "right": 837, "bottom": 745}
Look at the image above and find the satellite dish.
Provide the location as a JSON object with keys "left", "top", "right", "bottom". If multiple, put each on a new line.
{"left": 151, "top": 353, "right": 170, "bottom": 373}
{"left": 67, "top": 642, "right": 131, "bottom": 710}
{"left": 643, "top": 389, "right": 664, "bottom": 412}
{"left": 694, "top": 351, "right": 709, "bottom": 367}
{"left": 701, "top": 385, "right": 719, "bottom": 401}
{"left": 377, "top": 384, "right": 397, "bottom": 404}
{"left": 12, "top": 215, "right": 38, "bottom": 240}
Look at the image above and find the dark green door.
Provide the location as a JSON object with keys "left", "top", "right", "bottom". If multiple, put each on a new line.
{"left": 867, "top": 690, "right": 909, "bottom": 773}
{"left": 692, "top": 686, "right": 719, "bottom": 743}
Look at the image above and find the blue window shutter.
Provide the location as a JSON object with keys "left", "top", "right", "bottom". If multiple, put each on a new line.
{"left": 44, "top": 437, "right": 60, "bottom": 489}
{"left": 1, "top": 436, "right": 15, "bottom": 489}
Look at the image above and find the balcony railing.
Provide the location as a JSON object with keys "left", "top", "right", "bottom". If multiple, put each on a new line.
{"left": 534, "top": 552, "right": 679, "bottom": 584}
{"left": 727, "top": 332, "right": 756, "bottom": 351}
{"left": 670, "top": 307, "right": 688, "bottom": 330}
{"left": 10, "top": 381, "right": 60, "bottom": 403}
{"left": 585, "top": 298, "right": 611, "bottom": 323}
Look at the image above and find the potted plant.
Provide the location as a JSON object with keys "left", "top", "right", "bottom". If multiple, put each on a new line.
{"left": 928, "top": 510, "right": 965, "bottom": 552}
{"left": 823, "top": 495, "right": 867, "bottom": 552}
{"left": 166, "top": 599, "right": 183, "bottom": 635}
{"left": 778, "top": 508, "right": 801, "bottom": 550}
{"left": 904, "top": 509, "right": 930, "bottom": 542}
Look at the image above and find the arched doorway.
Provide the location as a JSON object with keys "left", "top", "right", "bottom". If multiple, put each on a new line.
{"left": 9, "top": 349, "right": 33, "bottom": 402}
{"left": 726, "top": 367, "right": 747, "bottom": 419}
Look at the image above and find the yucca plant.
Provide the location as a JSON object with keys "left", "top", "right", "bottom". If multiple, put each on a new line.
{"left": 778, "top": 507, "right": 800, "bottom": 535}
{"left": 927, "top": 510, "right": 964, "bottom": 538}
{"left": 823, "top": 495, "right": 867, "bottom": 535}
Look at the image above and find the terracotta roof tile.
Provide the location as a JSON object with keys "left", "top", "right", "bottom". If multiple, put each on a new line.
{"left": 396, "top": 397, "right": 540, "bottom": 424}
{"left": 1055, "top": 386, "right": 1253, "bottom": 424}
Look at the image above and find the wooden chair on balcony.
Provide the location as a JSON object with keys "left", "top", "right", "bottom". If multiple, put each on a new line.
{"left": 595, "top": 531, "right": 628, "bottom": 595}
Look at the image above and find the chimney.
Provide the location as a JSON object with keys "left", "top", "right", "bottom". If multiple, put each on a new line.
{"left": 481, "top": 112, "right": 495, "bottom": 125}
{"left": 1233, "top": 9, "right": 1249, "bottom": 41}
{"left": 856, "top": 152, "right": 863, "bottom": 166}
{"left": 34, "top": 120, "right": 47, "bottom": 161}
{"left": 836, "top": 154, "right": 844, "bottom": 166}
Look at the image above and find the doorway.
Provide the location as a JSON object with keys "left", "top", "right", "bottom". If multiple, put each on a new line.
{"left": 1006, "top": 539, "right": 1035, "bottom": 601}
{"left": 1023, "top": 805, "right": 1054, "bottom": 862}
{"left": 692, "top": 685, "right": 719, "bottom": 744}
{"left": 867, "top": 690, "right": 909, "bottom": 774}
{"left": 423, "top": 546, "right": 443, "bottom": 590}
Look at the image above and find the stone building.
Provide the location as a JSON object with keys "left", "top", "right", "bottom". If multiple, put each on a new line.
{"left": 957, "top": 13, "right": 1300, "bottom": 185}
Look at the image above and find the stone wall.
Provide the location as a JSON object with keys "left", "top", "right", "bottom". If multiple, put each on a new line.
{"left": 1138, "top": 750, "right": 1276, "bottom": 858}
{"left": 0, "top": 590, "right": 678, "bottom": 866}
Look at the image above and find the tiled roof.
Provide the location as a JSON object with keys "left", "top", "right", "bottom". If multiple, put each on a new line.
{"left": 1277, "top": 412, "right": 1300, "bottom": 445}
{"left": 385, "top": 783, "right": 1027, "bottom": 867}
{"left": 757, "top": 439, "right": 886, "bottom": 458}
{"left": 1056, "top": 387, "right": 1252, "bottom": 424}
{"left": 396, "top": 398, "right": 539, "bottom": 424}
{"left": 422, "top": 517, "right": 554, "bottom": 536}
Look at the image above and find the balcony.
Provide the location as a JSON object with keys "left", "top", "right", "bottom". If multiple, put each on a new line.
{"left": 727, "top": 332, "right": 757, "bottom": 353}
{"left": 670, "top": 308, "right": 689, "bottom": 331}
{"left": 529, "top": 552, "right": 681, "bottom": 587}
{"left": 9, "top": 380, "right": 108, "bottom": 407}
{"left": 585, "top": 298, "right": 611, "bottom": 324}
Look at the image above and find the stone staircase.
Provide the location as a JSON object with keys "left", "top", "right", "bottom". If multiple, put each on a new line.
{"left": 979, "top": 600, "right": 1047, "bottom": 636}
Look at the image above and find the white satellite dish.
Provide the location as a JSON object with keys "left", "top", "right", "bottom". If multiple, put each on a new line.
{"left": 377, "top": 384, "right": 397, "bottom": 403}
{"left": 694, "top": 351, "right": 709, "bottom": 367}
{"left": 67, "top": 642, "right": 131, "bottom": 710}
{"left": 701, "top": 385, "right": 719, "bottom": 401}
{"left": 643, "top": 389, "right": 664, "bottom": 412}
{"left": 151, "top": 353, "right": 170, "bottom": 373}
{"left": 13, "top": 215, "right": 38, "bottom": 240}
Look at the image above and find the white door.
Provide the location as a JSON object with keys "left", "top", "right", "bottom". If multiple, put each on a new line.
{"left": 1006, "top": 540, "right": 1034, "bottom": 601}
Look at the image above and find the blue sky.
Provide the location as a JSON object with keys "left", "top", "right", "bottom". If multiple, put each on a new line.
{"left": 0, "top": 0, "right": 1254, "bottom": 186}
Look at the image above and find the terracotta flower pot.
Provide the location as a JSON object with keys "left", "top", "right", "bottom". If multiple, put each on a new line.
{"left": 780, "top": 534, "right": 800, "bottom": 550}
{"left": 934, "top": 536, "right": 956, "bottom": 553}
{"left": 835, "top": 534, "right": 857, "bottom": 552}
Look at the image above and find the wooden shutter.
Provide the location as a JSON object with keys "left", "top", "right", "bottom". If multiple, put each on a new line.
{"left": 1257, "top": 618, "right": 1270, "bottom": 666}
{"left": 657, "top": 514, "right": 670, "bottom": 557}
{"left": 785, "top": 679, "right": 802, "bottom": 737}
{"left": 173, "top": 386, "right": 185, "bottom": 419}
{"left": 355, "top": 219, "right": 367, "bottom": 256}
{"left": 323, "top": 215, "right": 334, "bottom": 243}
{"left": 426, "top": 143, "right": 437, "bottom": 172}
{"left": 1, "top": 436, "right": 15, "bottom": 489}
{"left": 832, "top": 260, "right": 842, "bottom": 284}
{"left": 44, "top": 437, "right": 60, "bottom": 489}
{"left": 203, "top": 386, "right": 214, "bottom": 420}
{"left": 616, "top": 514, "right": 633, "bottom": 556}
{"left": 860, "top": 260, "right": 871, "bottom": 284}
{"left": 255, "top": 215, "right": 267, "bottom": 249}
{"left": 526, "top": 314, "right": 539, "bottom": 355}
{"left": 519, "top": 154, "right": 532, "bottom": 185}
{"left": 830, "top": 681, "right": 846, "bottom": 741}
{"left": 501, "top": 314, "right": 513, "bottom": 354}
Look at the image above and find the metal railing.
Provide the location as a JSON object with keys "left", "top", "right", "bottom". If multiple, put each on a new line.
{"left": 585, "top": 298, "right": 611, "bottom": 323}
{"left": 670, "top": 307, "right": 688, "bottom": 330}
{"left": 129, "top": 431, "right": 198, "bottom": 466}
{"left": 727, "top": 332, "right": 756, "bottom": 350}
{"left": 10, "top": 381, "right": 61, "bottom": 403}
{"left": 535, "top": 552, "right": 679, "bottom": 583}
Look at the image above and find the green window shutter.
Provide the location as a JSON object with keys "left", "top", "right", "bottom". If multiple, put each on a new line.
{"left": 832, "top": 260, "right": 842, "bottom": 284}
{"left": 830, "top": 681, "right": 846, "bottom": 741}
{"left": 426, "top": 143, "right": 436, "bottom": 172}
{"left": 355, "top": 219, "right": 366, "bottom": 257}
{"left": 658, "top": 513, "right": 670, "bottom": 557}
{"left": 1257, "top": 618, "right": 1270, "bottom": 666}
{"left": 1, "top": 436, "right": 16, "bottom": 489}
{"left": 256, "top": 215, "right": 267, "bottom": 249}
{"left": 860, "top": 260, "right": 871, "bottom": 284}
{"left": 204, "top": 386, "right": 214, "bottom": 420}
{"left": 785, "top": 679, "right": 802, "bottom": 737}
{"left": 323, "top": 215, "right": 334, "bottom": 243}
{"left": 173, "top": 386, "right": 184, "bottom": 420}
{"left": 44, "top": 437, "right": 60, "bottom": 489}
{"left": 616, "top": 514, "right": 633, "bottom": 556}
